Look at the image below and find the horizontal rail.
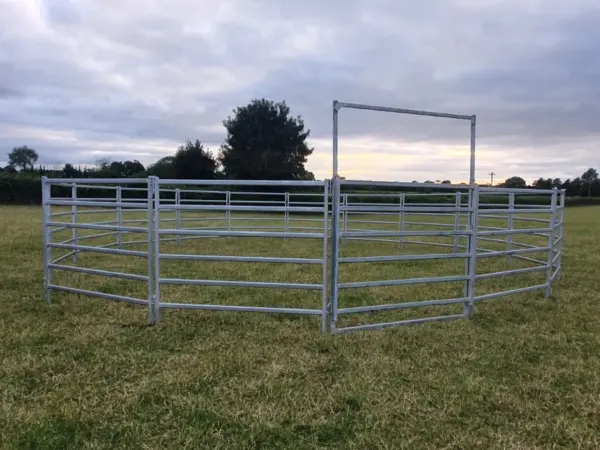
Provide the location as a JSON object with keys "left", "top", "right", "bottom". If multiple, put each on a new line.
{"left": 47, "top": 199, "right": 147, "bottom": 209}
{"left": 157, "top": 179, "right": 325, "bottom": 186}
{"left": 48, "top": 242, "right": 147, "bottom": 258}
{"left": 159, "top": 229, "right": 324, "bottom": 239}
{"left": 333, "top": 314, "right": 465, "bottom": 334}
{"left": 160, "top": 204, "right": 324, "bottom": 213}
{"left": 340, "top": 179, "right": 474, "bottom": 189}
{"left": 159, "top": 302, "right": 322, "bottom": 315}
{"left": 341, "top": 230, "right": 471, "bottom": 238}
{"left": 48, "top": 264, "right": 148, "bottom": 281}
{"left": 477, "top": 228, "right": 551, "bottom": 237}
{"left": 336, "top": 101, "right": 474, "bottom": 120}
{"left": 475, "top": 265, "right": 547, "bottom": 280}
{"left": 477, "top": 246, "right": 550, "bottom": 259}
{"left": 47, "top": 284, "right": 148, "bottom": 305}
{"left": 339, "top": 297, "right": 469, "bottom": 314}
{"left": 341, "top": 205, "right": 471, "bottom": 213}
{"left": 474, "top": 284, "right": 548, "bottom": 302}
{"left": 339, "top": 252, "right": 469, "bottom": 264}
{"left": 45, "top": 178, "right": 149, "bottom": 184}
{"left": 47, "top": 221, "right": 147, "bottom": 233}
{"left": 159, "top": 278, "right": 322, "bottom": 290}
{"left": 159, "top": 253, "right": 323, "bottom": 264}
{"left": 339, "top": 274, "right": 467, "bottom": 289}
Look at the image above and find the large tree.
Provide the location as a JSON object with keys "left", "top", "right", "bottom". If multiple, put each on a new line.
{"left": 218, "top": 99, "right": 314, "bottom": 180}
{"left": 173, "top": 139, "right": 217, "bottom": 179}
{"left": 8, "top": 145, "right": 38, "bottom": 171}
{"left": 503, "top": 176, "right": 527, "bottom": 189}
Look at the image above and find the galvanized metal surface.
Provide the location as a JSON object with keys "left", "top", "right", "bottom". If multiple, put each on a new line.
{"left": 41, "top": 176, "right": 565, "bottom": 334}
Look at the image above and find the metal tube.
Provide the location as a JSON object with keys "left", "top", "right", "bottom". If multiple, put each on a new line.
{"left": 175, "top": 188, "right": 181, "bottom": 245}
{"left": 507, "top": 192, "right": 514, "bottom": 264}
{"left": 339, "top": 296, "right": 469, "bottom": 314}
{"left": 329, "top": 176, "right": 341, "bottom": 332}
{"left": 48, "top": 284, "right": 148, "bottom": 305}
{"left": 147, "top": 177, "right": 155, "bottom": 324}
{"left": 116, "top": 186, "right": 122, "bottom": 249}
{"left": 71, "top": 183, "right": 78, "bottom": 263}
{"left": 545, "top": 190, "right": 558, "bottom": 297}
{"left": 336, "top": 101, "right": 473, "bottom": 121}
{"left": 469, "top": 116, "right": 476, "bottom": 184}
{"left": 49, "top": 242, "right": 147, "bottom": 257}
{"left": 159, "top": 254, "right": 323, "bottom": 264}
{"left": 160, "top": 302, "right": 322, "bottom": 315}
{"left": 333, "top": 314, "right": 465, "bottom": 334}
{"left": 333, "top": 101, "right": 339, "bottom": 177}
{"left": 339, "top": 252, "right": 469, "bottom": 264}
{"left": 454, "top": 192, "right": 460, "bottom": 252}
{"left": 466, "top": 186, "right": 479, "bottom": 318}
{"left": 399, "top": 193, "right": 405, "bottom": 248}
{"left": 42, "top": 177, "right": 52, "bottom": 303}
{"left": 48, "top": 263, "right": 148, "bottom": 282}
{"left": 159, "top": 229, "right": 324, "bottom": 239}
{"left": 338, "top": 274, "right": 467, "bottom": 290}
{"left": 153, "top": 176, "right": 161, "bottom": 323}
{"left": 159, "top": 278, "right": 322, "bottom": 290}
{"left": 321, "top": 180, "right": 329, "bottom": 332}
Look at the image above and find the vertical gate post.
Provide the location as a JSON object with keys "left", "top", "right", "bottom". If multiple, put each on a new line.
{"left": 116, "top": 186, "right": 123, "bottom": 249}
{"left": 175, "top": 188, "right": 181, "bottom": 245}
{"left": 71, "top": 183, "right": 78, "bottom": 263}
{"left": 555, "top": 190, "right": 565, "bottom": 280}
{"left": 329, "top": 176, "right": 341, "bottom": 333}
{"left": 42, "top": 176, "right": 52, "bottom": 303}
{"left": 147, "top": 176, "right": 156, "bottom": 324}
{"left": 321, "top": 180, "right": 329, "bottom": 332}
{"left": 153, "top": 177, "right": 162, "bottom": 323}
{"left": 507, "top": 192, "right": 515, "bottom": 264}
{"left": 545, "top": 189, "right": 558, "bottom": 297}
{"left": 453, "top": 192, "right": 461, "bottom": 253}
{"left": 464, "top": 186, "right": 479, "bottom": 318}
{"left": 399, "top": 193, "right": 405, "bottom": 248}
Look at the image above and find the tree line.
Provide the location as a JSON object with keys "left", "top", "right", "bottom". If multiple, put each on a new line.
{"left": 1, "top": 97, "right": 599, "bottom": 203}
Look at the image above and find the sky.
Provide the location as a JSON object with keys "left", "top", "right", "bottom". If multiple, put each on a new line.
{"left": 1, "top": 0, "right": 599, "bottom": 184}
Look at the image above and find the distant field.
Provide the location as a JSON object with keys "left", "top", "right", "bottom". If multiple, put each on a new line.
{"left": 1, "top": 205, "right": 599, "bottom": 449}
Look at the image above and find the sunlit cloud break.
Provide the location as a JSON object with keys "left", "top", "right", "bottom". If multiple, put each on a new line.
{"left": 1, "top": 0, "right": 599, "bottom": 184}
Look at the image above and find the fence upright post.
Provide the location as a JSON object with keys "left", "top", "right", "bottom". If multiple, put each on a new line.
{"left": 116, "top": 186, "right": 123, "bottom": 249}
{"left": 175, "top": 188, "right": 181, "bottom": 246}
{"left": 399, "top": 193, "right": 405, "bottom": 248}
{"left": 464, "top": 186, "right": 479, "bottom": 318}
{"left": 545, "top": 190, "right": 558, "bottom": 297}
{"left": 42, "top": 177, "right": 52, "bottom": 303}
{"left": 507, "top": 192, "right": 515, "bottom": 264}
{"left": 321, "top": 180, "right": 329, "bottom": 333}
{"left": 329, "top": 176, "right": 341, "bottom": 333}
{"left": 153, "top": 177, "right": 162, "bottom": 323}
{"left": 147, "top": 176, "right": 155, "bottom": 324}
{"left": 555, "top": 190, "right": 565, "bottom": 280}
{"left": 454, "top": 191, "right": 460, "bottom": 253}
{"left": 71, "top": 183, "right": 78, "bottom": 263}
{"left": 284, "top": 191, "right": 289, "bottom": 240}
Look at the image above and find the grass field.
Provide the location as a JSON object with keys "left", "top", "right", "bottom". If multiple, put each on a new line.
{"left": 1, "top": 205, "right": 599, "bottom": 449}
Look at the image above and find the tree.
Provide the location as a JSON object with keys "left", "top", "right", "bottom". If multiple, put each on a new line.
{"left": 8, "top": 146, "right": 39, "bottom": 171}
{"left": 581, "top": 168, "right": 598, "bottom": 181}
{"left": 148, "top": 156, "right": 176, "bottom": 179}
{"left": 218, "top": 98, "right": 314, "bottom": 180}
{"left": 503, "top": 176, "right": 527, "bottom": 189}
{"left": 62, "top": 163, "right": 81, "bottom": 178}
{"left": 173, "top": 140, "right": 217, "bottom": 179}
{"left": 441, "top": 180, "right": 451, "bottom": 184}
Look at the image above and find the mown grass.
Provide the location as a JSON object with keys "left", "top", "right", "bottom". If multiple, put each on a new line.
{"left": 1, "top": 205, "right": 599, "bottom": 449}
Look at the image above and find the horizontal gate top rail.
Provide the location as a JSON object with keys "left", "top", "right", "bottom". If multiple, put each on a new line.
{"left": 44, "top": 178, "right": 150, "bottom": 184}
{"left": 156, "top": 179, "right": 326, "bottom": 187}
{"left": 338, "top": 179, "right": 476, "bottom": 190}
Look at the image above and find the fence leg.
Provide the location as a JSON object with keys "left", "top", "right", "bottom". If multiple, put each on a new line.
{"left": 284, "top": 191, "right": 289, "bottom": 240}
{"left": 116, "top": 186, "right": 122, "bottom": 249}
{"left": 464, "top": 187, "right": 479, "bottom": 318}
{"left": 226, "top": 190, "right": 231, "bottom": 240}
{"left": 342, "top": 193, "right": 347, "bottom": 244}
{"left": 329, "top": 177, "right": 341, "bottom": 333}
{"left": 42, "top": 177, "right": 52, "bottom": 303}
{"left": 555, "top": 191, "right": 565, "bottom": 280}
{"left": 321, "top": 181, "right": 329, "bottom": 333}
{"left": 453, "top": 192, "right": 460, "bottom": 253}
{"left": 153, "top": 177, "right": 162, "bottom": 324}
{"left": 507, "top": 192, "right": 514, "bottom": 264}
{"left": 399, "top": 193, "right": 405, "bottom": 248}
{"left": 545, "top": 190, "right": 558, "bottom": 297}
{"left": 147, "top": 177, "right": 155, "bottom": 324}
{"left": 175, "top": 188, "right": 181, "bottom": 246}
{"left": 71, "top": 183, "right": 78, "bottom": 263}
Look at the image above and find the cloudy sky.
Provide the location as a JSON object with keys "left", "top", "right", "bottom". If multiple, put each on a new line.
{"left": 1, "top": 0, "right": 599, "bottom": 183}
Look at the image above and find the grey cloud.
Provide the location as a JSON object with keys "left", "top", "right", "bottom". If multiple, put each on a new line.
{"left": 0, "top": 0, "right": 599, "bottom": 182}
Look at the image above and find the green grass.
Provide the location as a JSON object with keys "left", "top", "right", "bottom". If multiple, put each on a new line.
{"left": 1, "top": 205, "right": 600, "bottom": 449}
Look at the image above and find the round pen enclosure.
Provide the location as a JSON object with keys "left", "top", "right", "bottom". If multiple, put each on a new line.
{"left": 42, "top": 177, "right": 564, "bottom": 334}
{"left": 41, "top": 101, "right": 565, "bottom": 334}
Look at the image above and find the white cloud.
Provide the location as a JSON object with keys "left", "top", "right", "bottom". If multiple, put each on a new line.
{"left": 1, "top": 0, "right": 599, "bottom": 184}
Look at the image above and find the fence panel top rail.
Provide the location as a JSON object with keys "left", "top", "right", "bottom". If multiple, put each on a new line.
{"left": 156, "top": 179, "right": 326, "bottom": 187}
